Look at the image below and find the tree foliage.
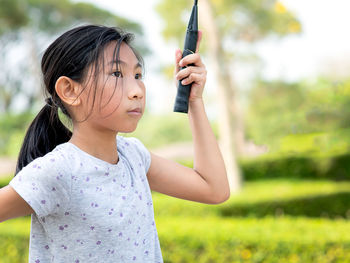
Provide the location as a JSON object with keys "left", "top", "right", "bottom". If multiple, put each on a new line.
{"left": 246, "top": 78, "right": 350, "bottom": 146}
{"left": 156, "top": 0, "right": 301, "bottom": 52}
{"left": 0, "top": 0, "right": 143, "bottom": 36}
{"left": 0, "top": 0, "right": 149, "bottom": 113}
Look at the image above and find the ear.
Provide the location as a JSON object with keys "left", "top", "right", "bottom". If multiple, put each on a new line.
{"left": 55, "top": 76, "right": 82, "bottom": 106}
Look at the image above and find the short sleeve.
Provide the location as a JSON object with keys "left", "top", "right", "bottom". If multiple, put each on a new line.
{"left": 123, "top": 137, "right": 151, "bottom": 173}
{"left": 9, "top": 150, "right": 71, "bottom": 218}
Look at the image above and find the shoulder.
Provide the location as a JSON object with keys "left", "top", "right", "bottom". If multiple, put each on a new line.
{"left": 117, "top": 135, "right": 151, "bottom": 172}
{"left": 15, "top": 143, "right": 72, "bottom": 182}
{"left": 117, "top": 135, "right": 147, "bottom": 153}
{"left": 27, "top": 144, "right": 70, "bottom": 171}
{"left": 10, "top": 144, "right": 73, "bottom": 217}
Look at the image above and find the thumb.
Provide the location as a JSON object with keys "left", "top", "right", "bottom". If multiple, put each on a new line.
{"left": 174, "top": 48, "right": 182, "bottom": 75}
{"left": 195, "top": 30, "right": 203, "bottom": 53}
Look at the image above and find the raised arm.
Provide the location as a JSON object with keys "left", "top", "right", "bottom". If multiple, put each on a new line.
{"left": 0, "top": 185, "right": 33, "bottom": 222}
{"left": 146, "top": 31, "right": 230, "bottom": 204}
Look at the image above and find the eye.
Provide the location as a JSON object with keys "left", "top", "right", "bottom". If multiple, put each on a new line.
{"left": 112, "top": 71, "right": 122, "bottom": 78}
{"left": 135, "top": 73, "right": 143, "bottom": 80}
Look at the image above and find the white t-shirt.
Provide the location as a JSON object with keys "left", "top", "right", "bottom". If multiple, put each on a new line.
{"left": 10, "top": 136, "right": 163, "bottom": 263}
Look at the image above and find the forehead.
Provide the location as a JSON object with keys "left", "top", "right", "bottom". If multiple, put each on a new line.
{"left": 103, "top": 41, "right": 139, "bottom": 66}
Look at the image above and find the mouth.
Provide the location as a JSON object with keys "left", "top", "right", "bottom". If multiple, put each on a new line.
{"left": 127, "top": 107, "right": 142, "bottom": 116}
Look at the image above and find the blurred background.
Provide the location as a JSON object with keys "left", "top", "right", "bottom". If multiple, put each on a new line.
{"left": 1, "top": 0, "right": 350, "bottom": 262}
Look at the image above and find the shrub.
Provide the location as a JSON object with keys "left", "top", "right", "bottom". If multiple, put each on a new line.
{"left": 157, "top": 216, "right": 350, "bottom": 263}
{"left": 153, "top": 180, "right": 350, "bottom": 219}
{"left": 3, "top": 216, "right": 350, "bottom": 263}
{"left": 0, "top": 235, "right": 29, "bottom": 263}
{"left": 122, "top": 113, "right": 193, "bottom": 149}
{"left": 178, "top": 152, "right": 350, "bottom": 181}
{"left": 0, "top": 217, "right": 30, "bottom": 263}
{"left": 0, "top": 113, "right": 33, "bottom": 157}
{"left": 219, "top": 191, "right": 350, "bottom": 219}
{"left": 240, "top": 153, "right": 350, "bottom": 181}
{"left": 0, "top": 176, "right": 12, "bottom": 188}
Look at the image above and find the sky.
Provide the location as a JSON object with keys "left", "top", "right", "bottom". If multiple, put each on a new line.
{"left": 73, "top": 0, "right": 350, "bottom": 113}
{"left": 259, "top": 0, "right": 350, "bottom": 81}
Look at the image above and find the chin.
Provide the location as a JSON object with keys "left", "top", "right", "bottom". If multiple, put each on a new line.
{"left": 118, "top": 125, "right": 138, "bottom": 133}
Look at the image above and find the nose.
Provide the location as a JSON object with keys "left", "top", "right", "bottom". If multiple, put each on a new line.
{"left": 127, "top": 77, "right": 144, "bottom": 100}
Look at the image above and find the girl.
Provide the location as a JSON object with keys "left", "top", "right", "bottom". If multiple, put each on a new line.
{"left": 0, "top": 25, "right": 229, "bottom": 262}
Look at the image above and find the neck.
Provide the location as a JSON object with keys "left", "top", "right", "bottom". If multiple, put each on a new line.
{"left": 69, "top": 122, "right": 119, "bottom": 165}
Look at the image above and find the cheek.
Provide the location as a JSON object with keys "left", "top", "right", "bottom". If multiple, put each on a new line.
{"left": 98, "top": 80, "right": 123, "bottom": 114}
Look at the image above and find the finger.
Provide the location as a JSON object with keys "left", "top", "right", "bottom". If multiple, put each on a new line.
{"left": 174, "top": 48, "right": 182, "bottom": 74}
{"left": 175, "top": 66, "right": 204, "bottom": 81}
{"left": 179, "top": 53, "right": 203, "bottom": 67}
{"left": 195, "top": 30, "right": 203, "bottom": 53}
{"left": 181, "top": 72, "right": 204, "bottom": 85}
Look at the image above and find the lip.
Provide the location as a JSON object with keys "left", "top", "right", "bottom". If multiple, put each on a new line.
{"left": 127, "top": 107, "right": 142, "bottom": 116}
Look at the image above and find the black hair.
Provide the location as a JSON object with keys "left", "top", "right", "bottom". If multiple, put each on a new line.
{"left": 15, "top": 24, "right": 144, "bottom": 175}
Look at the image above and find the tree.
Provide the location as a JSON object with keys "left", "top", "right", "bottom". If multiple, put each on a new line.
{"left": 155, "top": 0, "right": 301, "bottom": 191}
{"left": 0, "top": 0, "right": 149, "bottom": 113}
{"left": 247, "top": 78, "right": 350, "bottom": 148}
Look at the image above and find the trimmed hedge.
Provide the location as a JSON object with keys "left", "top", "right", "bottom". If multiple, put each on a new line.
{"left": 219, "top": 191, "right": 350, "bottom": 219}
{"left": 240, "top": 153, "right": 350, "bottom": 181}
{"left": 0, "top": 113, "right": 33, "bottom": 157}
{"left": 0, "top": 217, "right": 30, "bottom": 263}
{"left": 2, "top": 179, "right": 350, "bottom": 262}
{"left": 153, "top": 180, "right": 350, "bottom": 219}
{"left": 3, "top": 216, "right": 350, "bottom": 263}
{"left": 0, "top": 176, "right": 12, "bottom": 189}
{"left": 157, "top": 216, "right": 350, "bottom": 263}
{"left": 178, "top": 153, "right": 350, "bottom": 181}
{"left": 0, "top": 235, "right": 29, "bottom": 263}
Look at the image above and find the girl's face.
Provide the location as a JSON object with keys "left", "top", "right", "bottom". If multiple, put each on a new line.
{"left": 80, "top": 41, "right": 146, "bottom": 133}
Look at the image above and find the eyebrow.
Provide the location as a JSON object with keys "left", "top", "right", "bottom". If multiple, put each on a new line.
{"left": 109, "top": 60, "right": 142, "bottom": 69}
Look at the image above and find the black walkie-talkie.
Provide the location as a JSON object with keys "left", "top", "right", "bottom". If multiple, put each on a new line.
{"left": 173, "top": 0, "right": 198, "bottom": 114}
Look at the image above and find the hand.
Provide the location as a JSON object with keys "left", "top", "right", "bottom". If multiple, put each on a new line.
{"left": 174, "top": 30, "right": 207, "bottom": 102}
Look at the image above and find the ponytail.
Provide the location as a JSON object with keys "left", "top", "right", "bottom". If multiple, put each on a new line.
{"left": 15, "top": 99, "right": 72, "bottom": 175}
